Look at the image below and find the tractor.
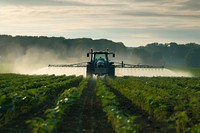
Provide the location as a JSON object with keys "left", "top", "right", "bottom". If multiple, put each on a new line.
{"left": 86, "top": 48, "right": 115, "bottom": 77}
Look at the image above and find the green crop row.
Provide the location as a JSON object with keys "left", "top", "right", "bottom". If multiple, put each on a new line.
{"left": 96, "top": 78, "right": 140, "bottom": 133}
{"left": 106, "top": 77, "right": 200, "bottom": 133}
{"left": 26, "top": 78, "right": 88, "bottom": 133}
{"left": 0, "top": 75, "right": 74, "bottom": 95}
{"left": 0, "top": 74, "right": 48, "bottom": 80}
{"left": 0, "top": 75, "right": 83, "bottom": 127}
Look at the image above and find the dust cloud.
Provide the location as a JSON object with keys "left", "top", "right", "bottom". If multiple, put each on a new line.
{"left": 0, "top": 44, "right": 82, "bottom": 74}
{"left": 116, "top": 68, "right": 192, "bottom": 77}
{"left": 30, "top": 67, "right": 192, "bottom": 77}
{"left": 0, "top": 45, "right": 193, "bottom": 77}
{"left": 33, "top": 67, "right": 86, "bottom": 76}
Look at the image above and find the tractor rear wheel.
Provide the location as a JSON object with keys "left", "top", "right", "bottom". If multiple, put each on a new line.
{"left": 108, "top": 65, "right": 115, "bottom": 78}
{"left": 86, "top": 65, "right": 93, "bottom": 77}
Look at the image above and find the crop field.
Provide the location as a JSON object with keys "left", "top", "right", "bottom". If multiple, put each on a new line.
{"left": 0, "top": 74, "right": 199, "bottom": 133}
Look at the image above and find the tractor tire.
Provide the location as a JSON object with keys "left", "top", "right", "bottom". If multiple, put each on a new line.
{"left": 86, "top": 65, "right": 93, "bottom": 77}
{"left": 108, "top": 65, "right": 115, "bottom": 78}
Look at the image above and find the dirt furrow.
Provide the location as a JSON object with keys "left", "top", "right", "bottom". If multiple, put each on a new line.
{"left": 58, "top": 79, "right": 114, "bottom": 133}
{"left": 109, "top": 87, "right": 175, "bottom": 133}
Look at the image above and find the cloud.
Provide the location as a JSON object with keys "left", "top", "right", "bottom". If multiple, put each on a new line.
{"left": 119, "top": 10, "right": 200, "bottom": 19}
{"left": 0, "top": 0, "right": 125, "bottom": 7}
{"left": 134, "top": 0, "right": 200, "bottom": 12}
{"left": 179, "top": 0, "right": 200, "bottom": 10}
{"left": 0, "top": 0, "right": 84, "bottom": 6}
{"left": 0, "top": 0, "right": 200, "bottom": 46}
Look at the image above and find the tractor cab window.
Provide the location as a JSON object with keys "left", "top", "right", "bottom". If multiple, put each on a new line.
{"left": 95, "top": 54, "right": 107, "bottom": 61}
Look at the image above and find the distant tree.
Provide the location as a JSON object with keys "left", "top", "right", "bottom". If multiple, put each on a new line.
{"left": 132, "top": 48, "right": 151, "bottom": 64}
{"left": 152, "top": 52, "right": 163, "bottom": 61}
{"left": 185, "top": 48, "right": 200, "bottom": 67}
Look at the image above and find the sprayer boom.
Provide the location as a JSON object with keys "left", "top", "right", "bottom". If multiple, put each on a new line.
{"left": 48, "top": 62, "right": 87, "bottom": 67}
{"left": 114, "top": 61, "right": 164, "bottom": 68}
{"left": 48, "top": 49, "right": 164, "bottom": 77}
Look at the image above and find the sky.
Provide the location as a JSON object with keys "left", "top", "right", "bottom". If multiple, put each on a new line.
{"left": 0, "top": 0, "right": 200, "bottom": 46}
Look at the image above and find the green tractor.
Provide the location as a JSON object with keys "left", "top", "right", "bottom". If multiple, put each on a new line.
{"left": 86, "top": 48, "right": 115, "bottom": 77}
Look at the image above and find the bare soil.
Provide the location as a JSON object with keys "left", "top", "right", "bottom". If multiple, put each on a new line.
{"left": 57, "top": 79, "right": 114, "bottom": 133}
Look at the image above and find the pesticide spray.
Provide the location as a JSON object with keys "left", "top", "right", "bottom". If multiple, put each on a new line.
{"left": 29, "top": 67, "right": 192, "bottom": 77}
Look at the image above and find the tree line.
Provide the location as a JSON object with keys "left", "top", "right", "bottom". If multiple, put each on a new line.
{"left": 0, "top": 35, "right": 199, "bottom": 67}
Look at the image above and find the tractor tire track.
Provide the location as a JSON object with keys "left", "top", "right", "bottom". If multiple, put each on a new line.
{"left": 58, "top": 79, "right": 114, "bottom": 133}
